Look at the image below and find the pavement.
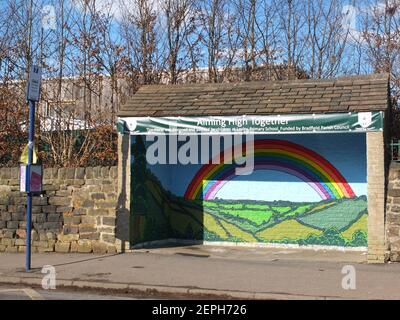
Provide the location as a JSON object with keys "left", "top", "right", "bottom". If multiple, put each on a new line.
{"left": 0, "top": 245, "right": 399, "bottom": 300}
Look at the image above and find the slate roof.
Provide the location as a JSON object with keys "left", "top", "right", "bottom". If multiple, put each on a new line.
{"left": 118, "top": 74, "right": 390, "bottom": 117}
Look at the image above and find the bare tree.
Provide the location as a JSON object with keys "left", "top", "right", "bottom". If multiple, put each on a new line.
{"left": 119, "top": 0, "right": 163, "bottom": 87}
{"left": 359, "top": 0, "right": 400, "bottom": 137}
{"left": 254, "top": 0, "right": 280, "bottom": 79}
{"left": 162, "top": 0, "right": 196, "bottom": 84}
{"left": 234, "top": 0, "right": 258, "bottom": 80}
{"left": 276, "top": 0, "right": 308, "bottom": 78}
{"left": 305, "top": 0, "right": 350, "bottom": 78}
{"left": 361, "top": 0, "right": 400, "bottom": 95}
{"left": 196, "top": 0, "right": 234, "bottom": 82}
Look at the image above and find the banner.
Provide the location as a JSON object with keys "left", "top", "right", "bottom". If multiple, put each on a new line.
{"left": 117, "top": 111, "right": 384, "bottom": 134}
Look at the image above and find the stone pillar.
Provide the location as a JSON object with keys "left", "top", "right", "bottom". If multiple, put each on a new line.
{"left": 115, "top": 133, "right": 131, "bottom": 252}
{"left": 367, "top": 131, "right": 387, "bottom": 263}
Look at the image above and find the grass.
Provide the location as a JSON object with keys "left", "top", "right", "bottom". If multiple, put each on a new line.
{"left": 217, "top": 209, "right": 273, "bottom": 225}
{"left": 256, "top": 219, "right": 323, "bottom": 241}
{"left": 203, "top": 213, "right": 229, "bottom": 239}
{"left": 298, "top": 198, "right": 367, "bottom": 231}
{"left": 341, "top": 214, "right": 368, "bottom": 240}
{"left": 271, "top": 206, "right": 292, "bottom": 213}
{"left": 202, "top": 198, "right": 368, "bottom": 246}
{"left": 134, "top": 170, "right": 368, "bottom": 248}
{"left": 219, "top": 220, "right": 258, "bottom": 242}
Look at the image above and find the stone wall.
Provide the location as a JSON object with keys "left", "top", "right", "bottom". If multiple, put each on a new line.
{"left": 0, "top": 166, "right": 121, "bottom": 254}
{"left": 386, "top": 162, "right": 400, "bottom": 261}
{"left": 367, "top": 131, "right": 387, "bottom": 263}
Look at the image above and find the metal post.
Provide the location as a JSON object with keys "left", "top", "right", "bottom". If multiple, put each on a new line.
{"left": 25, "top": 99, "right": 35, "bottom": 272}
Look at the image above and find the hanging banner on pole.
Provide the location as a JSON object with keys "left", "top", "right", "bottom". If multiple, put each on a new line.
{"left": 19, "top": 144, "right": 39, "bottom": 164}
{"left": 117, "top": 111, "right": 384, "bottom": 135}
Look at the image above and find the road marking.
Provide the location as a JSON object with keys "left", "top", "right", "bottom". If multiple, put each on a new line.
{"left": 0, "top": 288, "right": 45, "bottom": 300}
{"left": 0, "top": 289, "right": 22, "bottom": 293}
{"left": 22, "top": 288, "right": 45, "bottom": 300}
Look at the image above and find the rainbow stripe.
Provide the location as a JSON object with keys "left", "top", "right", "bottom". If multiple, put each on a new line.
{"left": 184, "top": 139, "right": 355, "bottom": 200}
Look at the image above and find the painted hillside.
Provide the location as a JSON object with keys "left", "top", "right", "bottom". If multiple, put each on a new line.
{"left": 130, "top": 136, "right": 367, "bottom": 248}
{"left": 130, "top": 165, "right": 367, "bottom": 247}
{"left": 201, "top": 197, "right": 367, "bottom": 247}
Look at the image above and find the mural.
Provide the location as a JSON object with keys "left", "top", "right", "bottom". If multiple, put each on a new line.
{"left": 185, "top": 140, "right": 356, "bottom": 200}
{"left": 130, "top": 134, "right": 367, "bottom": 248}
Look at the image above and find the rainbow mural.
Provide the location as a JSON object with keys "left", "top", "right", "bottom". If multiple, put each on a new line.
{"left": 131, "top": 135, "right": 367, "bottom": 248}
{"left": 184, "top": 139, "right": 356, "bottom": 201}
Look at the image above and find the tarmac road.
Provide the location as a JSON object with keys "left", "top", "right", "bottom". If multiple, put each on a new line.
{"left": 0, "top": 284, "right": 145, "bottom": 300}
{"left": 1, "top": 245, "right": 399, "bottom": 299}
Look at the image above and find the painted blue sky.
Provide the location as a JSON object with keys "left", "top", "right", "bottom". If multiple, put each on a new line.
{"left": 134, "top": 132, "right": 367, "bottom": 202}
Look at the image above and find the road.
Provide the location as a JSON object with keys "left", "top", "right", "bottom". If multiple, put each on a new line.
{"left": 0, "top": 284, "right": 145, "bottom": 300}
{"left": 2, "top": 245, "right": 400, "bottom": 299}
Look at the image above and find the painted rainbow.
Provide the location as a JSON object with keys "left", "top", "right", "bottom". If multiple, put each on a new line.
{"left": 184, "top": 139, "right": 356, "bottom": 200}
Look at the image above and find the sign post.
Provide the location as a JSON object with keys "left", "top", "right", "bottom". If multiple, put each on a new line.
{"left": 24, "top": 65, "right": 42, "bottom": 272}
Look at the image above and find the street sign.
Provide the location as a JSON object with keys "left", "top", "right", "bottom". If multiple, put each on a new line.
{"left": 20, "top": 164, "right": 43, "bottom": 193}
{"left": 26, "top": 65, "right": 42, "bottom": 102}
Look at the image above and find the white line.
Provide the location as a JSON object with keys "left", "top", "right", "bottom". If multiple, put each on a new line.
{"left": 0, "top": 288, "right": 45, "bottom": 300}
{"left": 22, "top": 288, "right": 45, "bottom": 300}
{"left": 0, "top": 289, "right": 22, "bottom": 293}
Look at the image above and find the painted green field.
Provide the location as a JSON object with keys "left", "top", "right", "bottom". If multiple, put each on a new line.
{"left": 202, "top": 197, "right": 368, "bottom": 247}
{"left": 130, "top": 156, "right": 368, "bottom": 248}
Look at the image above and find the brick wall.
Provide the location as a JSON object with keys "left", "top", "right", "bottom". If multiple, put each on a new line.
{"left": 0, "top": 166, "right": 120, "bottom": 254}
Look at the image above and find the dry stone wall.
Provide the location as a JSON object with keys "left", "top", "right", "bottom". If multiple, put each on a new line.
{"left": 387, "top": 162, "right": 400, "bottom": 261}
{"left": 0, "top": 166, "right": 120, "bottom": 254}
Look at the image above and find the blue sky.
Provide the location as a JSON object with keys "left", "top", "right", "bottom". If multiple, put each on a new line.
{"left": 1, "top": 0, "right": 388, "bottom": 78}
